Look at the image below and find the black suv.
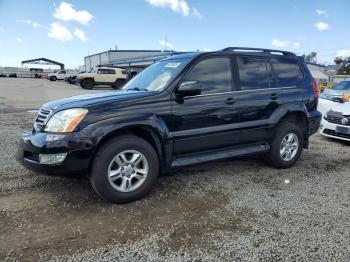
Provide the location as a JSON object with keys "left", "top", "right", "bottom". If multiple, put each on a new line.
{"left": 18, "top": 47, "right": 321, "bottom": 203}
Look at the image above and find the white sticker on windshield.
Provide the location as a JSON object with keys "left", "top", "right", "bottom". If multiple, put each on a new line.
{"left": 165, "top": 63, "right": 181, "bottom": 68}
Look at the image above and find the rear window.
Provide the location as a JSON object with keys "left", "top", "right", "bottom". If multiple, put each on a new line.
{"left": 270, "top": 58, "right": 304, "bottom": 87}
{"left": 237, "top": 57, "right": 269, "bottom": 90}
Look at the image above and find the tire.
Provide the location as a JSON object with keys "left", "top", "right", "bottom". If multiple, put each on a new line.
{"left": 81, "top": 79, "right": 94, "bottom": 89}
{"left": 266, "top": 121, "right": 303, "bottom": 169}
{"left": 90, "top": 135, "right": 159, "bottom": 203}
{"left": 51, "top": 76, "right": 57, "bottom": 81}
{"left": 112, "top": 79, "right": 126, "bottom": 89}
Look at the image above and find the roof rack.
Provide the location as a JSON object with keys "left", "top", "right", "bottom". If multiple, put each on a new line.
{"left": 222, "top": 47, "right": 296, "bottom": 56}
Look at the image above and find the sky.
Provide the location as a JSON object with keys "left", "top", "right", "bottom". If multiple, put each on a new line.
{"left": 0, "top": 0, "right": 349, "bottom": 69}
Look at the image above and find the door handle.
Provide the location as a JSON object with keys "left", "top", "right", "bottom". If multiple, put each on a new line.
{"left": 225, "top": 97, "right": 237, "bottom": 105}
{"left": 270, "top": 94, "right": 280, "bottom": 100}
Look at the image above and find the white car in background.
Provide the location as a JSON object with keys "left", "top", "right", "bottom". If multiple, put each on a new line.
{"left": 48, "top": 70, "right": 77, "bottom": 81}
{"left": 320, "top": 102, "right": 350, "bottom": 142}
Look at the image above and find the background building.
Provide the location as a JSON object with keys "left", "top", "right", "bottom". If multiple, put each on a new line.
{"left": 84, "top": 50, "right": 184, "bottom": 70}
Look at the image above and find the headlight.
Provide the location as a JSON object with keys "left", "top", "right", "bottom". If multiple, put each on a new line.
{"left": 44, "top": 108, "right": 88, "bottom": 133}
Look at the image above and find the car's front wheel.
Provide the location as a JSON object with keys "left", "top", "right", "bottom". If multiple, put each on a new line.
{"left": 267, "top": 121, "right": 303, "bottom": 169}
{"left": 90, "top": 135, "right": 159, "bottom": 203}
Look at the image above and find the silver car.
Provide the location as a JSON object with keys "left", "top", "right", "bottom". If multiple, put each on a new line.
{"left": 321, "top": 81, "right": 350, "bottom": 102}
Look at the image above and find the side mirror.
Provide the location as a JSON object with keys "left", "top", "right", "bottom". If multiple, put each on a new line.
{"left": 177, "top": 81, "right": 201, "bottom": 97}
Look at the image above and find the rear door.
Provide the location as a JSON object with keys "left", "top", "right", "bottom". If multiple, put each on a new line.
{"left": 171, "top": 56, "right": 240, "bottom": 155}
{"left": 235, "top": 56, "right": 279, "bottom": 144}
{"left": 237, "top": 56, "right": 305, "bottom": 145}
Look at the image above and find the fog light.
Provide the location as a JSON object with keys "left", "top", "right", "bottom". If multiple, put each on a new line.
{"left": 39, "top": 153, "right": 67, "bottom": 165}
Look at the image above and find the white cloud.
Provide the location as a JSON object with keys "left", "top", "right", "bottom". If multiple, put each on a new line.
{"left": 48, "top": 22, "right": 73, "bottom": 42}
{"left": 146, "top": 0, "right": 201, "bottom": 19}
{"left": 272, "top": 39, "right": 300, "bottom": 49}
{"left": 336, "top": 49, "right": 350, "bottom": 58}
{"left": 202, "top": 48, "right": 212, "bottom": 52}
{"left": 191, "top": 7, "right": 202, "bottom": 19}
{"left": 16, "top": 37, "right": 24, "bottom": 43}
{"left": 74, "top": 28, "right": 87, "bottom": 42}
{"left": 315, "top": 22, "right": 330, "bottom": 31}
{"left": 53, "top": 1, "right": 93, "bottom": 25}
{"left": 316, "top": 9, "right": 328, "bottom": 17}
{"left": 17, "top": 19, "right": 44, "bottom": 29}
{"left": 159, "top": 39, "right": 174, "bottom": 50}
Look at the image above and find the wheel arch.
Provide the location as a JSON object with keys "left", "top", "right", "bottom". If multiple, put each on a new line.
{"left": 272, "top": 104, "right": 309, "bottom": 148}
{"left": 89, "top": 123, "right": 167, "bottom": 172}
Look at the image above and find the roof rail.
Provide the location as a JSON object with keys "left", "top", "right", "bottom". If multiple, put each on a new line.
{"left": 222, "top": 47, "right": 296, "bottom": 56}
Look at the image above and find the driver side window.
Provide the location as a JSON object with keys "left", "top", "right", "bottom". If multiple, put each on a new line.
{"left": 183, "top": 57, "right": 233, "bottom": 95}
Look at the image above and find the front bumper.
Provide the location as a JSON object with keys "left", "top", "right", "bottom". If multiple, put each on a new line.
{"left": 320, "top": 118, "right": 350, "bottom": 142}
{"left": 17, "top": 130, "right": 96, "bottom": 175}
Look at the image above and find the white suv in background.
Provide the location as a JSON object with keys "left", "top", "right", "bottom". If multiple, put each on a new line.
{"left": 77, "top": 67, "right": 129, "bottom": 89}
{"left": 48, "top": 70, "right": 76, "bottom": 81}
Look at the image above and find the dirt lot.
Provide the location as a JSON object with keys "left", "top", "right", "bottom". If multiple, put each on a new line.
{"left": 1, "top": 78, "right": 350, "bottom": 261}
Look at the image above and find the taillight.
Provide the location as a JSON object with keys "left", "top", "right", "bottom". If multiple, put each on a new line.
{"left": 312, "top": 78, "right": 319, "bottom": 98}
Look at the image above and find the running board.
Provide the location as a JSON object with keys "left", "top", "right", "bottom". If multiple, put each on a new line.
{"left": 171, "top": 143, "right": 270, "bottom": 168}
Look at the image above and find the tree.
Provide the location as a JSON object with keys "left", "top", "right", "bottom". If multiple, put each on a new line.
{"left": 334, "top": 57, "right": 350, "bottom": 75}
{"left": 301, "top": 52, "right": 317, "bottom": 63}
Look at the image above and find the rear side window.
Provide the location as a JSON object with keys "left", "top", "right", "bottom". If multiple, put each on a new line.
{"left": 183, "top": 57, "right": 232, "bottom": 95}
{"left": 99, "top": 69, "right": 116, "bottom": 74}
{"left": 270, "top": 58, "right": 304, "bottom": 87}
{"left": 237, "top": 57, "right": 269, "bottom": 90}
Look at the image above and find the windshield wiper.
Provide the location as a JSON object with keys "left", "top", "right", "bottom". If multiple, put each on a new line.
{"left": 126, "top": 87, "right": 147, "bottom": 91}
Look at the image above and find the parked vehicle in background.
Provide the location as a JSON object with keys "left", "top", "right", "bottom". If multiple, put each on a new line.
{"left": 18, "top": 47, "right": 321, "bottom": 203}
{"left": 320, "top": 81, "right": 350, "bottom": 102}
{"left": 320, "top": 102, "right": 350, "bottom": 142}
{"left": 8, "top": 72, "right": 17, "bottom": 77}
{"left": 65, "top": 71, "right": 86, "bottom": 84}
{"left": 48, "top": 70, "right": 76, "bottom": 81}
{"left": 0, "top": 72, "right": 6, "bottom": 77}
{"left": 77, "top": 67, "right": 129, "bottom": 89}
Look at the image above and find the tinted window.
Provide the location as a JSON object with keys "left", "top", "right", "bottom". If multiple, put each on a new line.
{"left": 271, "top": 58, "right": 303, "bottom": 87}
{"left": 332, "top": 81, "right": 350, "bottom": 91}
{"left": 238, "top": 57, "right": 269, "bottom": 90}
{"left": 99, "top": 69, "right": 115, "bottom": 74}
{"left": 183, "top": 57, "right": 232, "bottom": 95}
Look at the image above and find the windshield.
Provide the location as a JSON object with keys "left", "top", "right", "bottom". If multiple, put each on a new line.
{"left": 122, "top": 58, "right": 191, "bottom": 92}
{"left": 332, "top": 81, "right": 350, "bottom": 91}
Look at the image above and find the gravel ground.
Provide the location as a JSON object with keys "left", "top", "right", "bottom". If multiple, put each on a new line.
{"left": 1, "top": 78, "right": 350, "bottom": 261}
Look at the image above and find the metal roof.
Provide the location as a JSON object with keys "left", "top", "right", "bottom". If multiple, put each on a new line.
{"left": 21, "top": 58, "right": 64, "bottom": 69}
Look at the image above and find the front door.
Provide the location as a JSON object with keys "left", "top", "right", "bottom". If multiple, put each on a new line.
{"left": 171, "top": 56, "right": 240, "bottom": 155}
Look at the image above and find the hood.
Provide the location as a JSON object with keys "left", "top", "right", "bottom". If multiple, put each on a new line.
{"left": 42, "top": 90, "right": 153, "bottom": 111}
{"left": 327, "top": 101, "right": 350, "bottom": 115}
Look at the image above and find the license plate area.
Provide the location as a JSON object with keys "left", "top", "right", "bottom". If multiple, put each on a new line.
{"left": 336, "top": 126, "right": 350, "bottom": 134}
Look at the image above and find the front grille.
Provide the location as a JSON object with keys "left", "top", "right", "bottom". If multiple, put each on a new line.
{"left": 323, "top": 129, "right": 350, "bottom": 139}
{"left": 34, "top": 107, "right": 52, "bottom": 131}
{"left": 327, "top": 114, "right": 350, "bottom": 126}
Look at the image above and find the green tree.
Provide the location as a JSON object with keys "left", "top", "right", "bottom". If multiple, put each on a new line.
{"left": 334, "top": 57, "right": 350, "bottom": 75}
{"left": 301, "top": 52, "right": 317, "bottom": 63}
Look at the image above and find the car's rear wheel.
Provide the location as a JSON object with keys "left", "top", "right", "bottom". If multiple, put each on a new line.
{"left": 81, "top": 79, "right": 94, "bottom": 89}
{"left": 90, "top": 135, "right": 159, "bottom": 203}
{"left": 267, "top": 121, "right": 303, "bottom": 169}
{"left": 112, "top": 79, "right": 126, "bottom": 89}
